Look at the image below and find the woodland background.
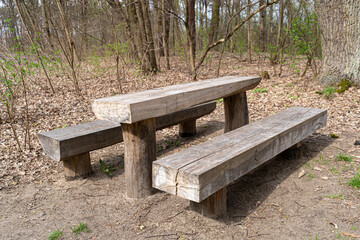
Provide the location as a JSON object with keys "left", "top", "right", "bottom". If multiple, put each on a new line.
{"left": 1, "top": 1, "right": 360, "bottom": 239}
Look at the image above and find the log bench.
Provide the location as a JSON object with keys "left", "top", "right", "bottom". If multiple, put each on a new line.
{"left": 153, "top": 107, "right": 327, "bottom": 217}
{"left": 37, "top": 102, "right": 216, "bottom": 180}
{"left": 92, "top": 76, "right": 262, "bottom": 198}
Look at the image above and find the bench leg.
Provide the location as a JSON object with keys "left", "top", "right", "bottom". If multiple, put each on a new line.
{"left": 281, "top": 141, "right": 303, "bottom": 160}
{"left": 189, "top": 187, "right": 227, "bottom": 218}
{"left": 122, "top": 118, "right": 156, "bottom": 198}
{"left": 179, "top": 119, "right": 196, "bottom": 137}
{"left": 63, "top": 152, "right": 92, "bottom": 181}
{"left": 190, "top": 91, "right": 249, "bottom": 216}
{"left": 224, "top": 91, "right": 249, "bottom": 133}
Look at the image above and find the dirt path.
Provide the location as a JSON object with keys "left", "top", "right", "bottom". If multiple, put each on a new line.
{"left": 1, "top": 55, "right": 359, "bottom": 239}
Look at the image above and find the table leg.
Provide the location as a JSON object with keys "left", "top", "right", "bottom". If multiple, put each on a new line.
{"left": 224, "top": 91, "right": 249, "bottom": 132}
{"left": 122, "top": 118, "right": 156, "bottom": 198}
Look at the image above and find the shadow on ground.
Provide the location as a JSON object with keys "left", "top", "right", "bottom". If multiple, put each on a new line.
{"left": 221, "top": 133, "right": 334, "bottom": 223}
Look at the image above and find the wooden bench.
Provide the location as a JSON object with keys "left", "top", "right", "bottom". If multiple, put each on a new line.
{"left": 38, "top": 102, "right": 216, "bottom": 180}
{"left": 92, "top": 76, "right": 261, "bottom": 198}
{"left": 153, "top": 107, "right": 327, "bottom": 217}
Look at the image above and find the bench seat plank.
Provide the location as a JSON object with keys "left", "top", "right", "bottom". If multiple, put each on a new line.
{"left": 153, "top": 107, "right": 327, "bottom": 203}
{"left": 38, "top": 102, "right": 216, "bottom": 161}
{"left": 92, "top": 76, "right": 261, "bottom": 123}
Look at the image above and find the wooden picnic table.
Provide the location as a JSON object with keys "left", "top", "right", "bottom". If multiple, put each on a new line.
{"left": 92, "top": 76, "right": 261, "bottom": 198}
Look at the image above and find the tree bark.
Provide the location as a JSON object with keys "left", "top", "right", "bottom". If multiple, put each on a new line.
{"left": 41, "top": 0, "right": 53, "bottom": 49}
{"left": 276, "top": 0, "right": 284, "bottom": 50}
{"left": 247, "top": 0, "right": 252, "bottom": 61}
{"left": 208, "top": 0, "right": 221, "bottom": 45}
{"left": 316, "top": 0, "right": 360, "bottom": 85}
{"left": 153, "top": 1, "right": 164, "bottom": 58}
{"left": 162, "top": 0, "right": 171, "bottom": 69}
{"left": 267, "top": 3, "right": 273, "bottom": 45}
{"left": 185, "top": 0, "right": 196, "bottom": 75}
{"left": 259, "top": 0, "right": 267, "bottom": 51}
{"left": 133, "top": 0, "right": 158, "bottom": 73}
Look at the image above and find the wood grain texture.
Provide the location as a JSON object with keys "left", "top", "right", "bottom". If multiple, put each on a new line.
{"left": 179, "top": 119, "right": 196, "bottom": 137}
{"left": 153, "top": 107, "right": 327, "bottom": 202}
{"left": 92, "top": 76, "right": 261, "bottom": 123}
{"left": 191, "top": 92, "right": 248, "bottom": 217}
{"left": 122, "top": 118, "right": 156, "bottom": 198}
{"left": 224, "top": 91, "right": 249, "bottom": 133}
{"left": 38, "top": 102, "right": 216, "bottom": 161}
{"left": 189, "top": 187, "right": 227, "bottom": 217}
{"left": 63, "top": 152, "right": 92, "bottom": 180}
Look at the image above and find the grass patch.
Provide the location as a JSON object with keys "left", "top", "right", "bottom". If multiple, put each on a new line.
{"left": 347, "top": 173, "right": 360, "bottom": 189}
{"left": 329, "top": 133, "right": 340, "bottom": 138}
{"left": 307, "top": 234, "right": 319, "bottom": 240}
{"left": 308, "top": 173, "right": 315, "bottom": 180}
{"left": 48, "top": 230, "right": 63, "bottom": 240}
{"left": 251, "top": 88, "right": 268, "bottom": 94}
{"left": 316, "top": 86, "right": 335, "bottom": 99}
{"left": 99, "top": 159, "right": 115, "bottom": 176}
{"left": 335, "top": 153, "right": 353, "bottom": 162}
{"left": 326, "top": 193, "right": 344, "bottom": 200}
{"left": 72, "top": 222, "right": 89, "bottom": 235}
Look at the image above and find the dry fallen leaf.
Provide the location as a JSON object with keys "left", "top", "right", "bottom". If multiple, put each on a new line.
{"left": 314, "top": 166, "right": 322, "bottom": 171}
{"left": 298, "top": 170, "right": 306, "bottom": 178}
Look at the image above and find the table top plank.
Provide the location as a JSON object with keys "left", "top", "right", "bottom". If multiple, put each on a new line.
{"left": 92, "top": 76, "right": 261, "bottom": 123}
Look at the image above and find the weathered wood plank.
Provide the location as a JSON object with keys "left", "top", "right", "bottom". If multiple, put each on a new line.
{"left": 38, "top": 102, "right": 216, "bottom": 161}
{"left": 92, "top": 76, "right": 261, "bottom": 123}
{"left": 153, "top": 107, "right": 327, "bottom": 203}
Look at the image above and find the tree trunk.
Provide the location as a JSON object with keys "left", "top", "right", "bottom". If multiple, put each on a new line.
{"left": 247, "top": 0, "right": 252, "bottom": 61}
{"left": 316, "top": 0, "right": 360, "bottom": 85}
{"left": 41, "top": 0, "right": 53, "bottom": 49}
{"left": 80, "top": 0, "right": 88, "bottom": 57}
{"left": 259, "top": 0, "right": 267, "bottom": 51}
{"left": 267, "top": 3, "right": 273, "bottom": 45}
{"left": 276, "top": 0, "right": 284, "bottom": 50}
{"left": 162, "top": 0, "right": 171, "bottom": 69}
{"left": 185, "top": 0, "right": 196, "bottom": 75}
{"left": 208, "top": 0, "right": 221, "bottom": 45}
{"left": 153, "top": 1, "right": 164, "bottom": 58}
{"left": 141, "top": 1, "right": 158, "bottom": 72}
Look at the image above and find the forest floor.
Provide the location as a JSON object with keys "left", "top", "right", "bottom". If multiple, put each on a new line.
{"left": 0, "top": 53, "right": 360, "bottom": 240}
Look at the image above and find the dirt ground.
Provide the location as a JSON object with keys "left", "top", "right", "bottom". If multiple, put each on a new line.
{"left": 1, "top": 54, "right": 360, "bottom": 239}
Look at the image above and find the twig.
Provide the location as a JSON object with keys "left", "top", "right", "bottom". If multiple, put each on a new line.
{"left": 342, "top": 232, "right": 360, "bottom": 238}
{"left": 145, "top": 233, "right": 178, "bottom": 239}
{"left": 249, "top": 233, "right": 270, "bottom": 238}
{"left": 294, "top": 200, "right": 305, "bottom": 207}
